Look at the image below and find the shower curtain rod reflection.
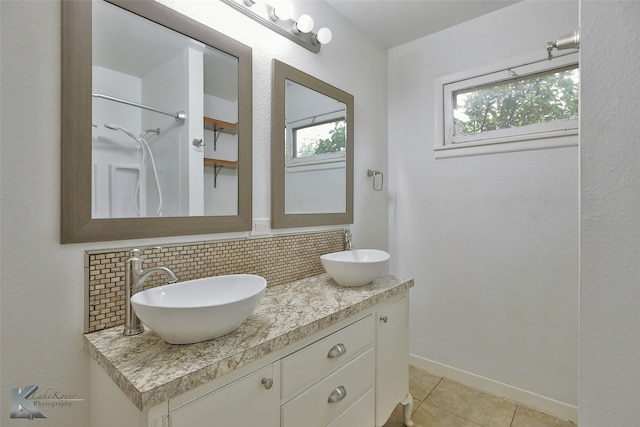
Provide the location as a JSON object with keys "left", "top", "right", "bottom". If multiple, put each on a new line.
{"left": 92, "top": 93, "right": 186, "bottom": 124}
{"left": 287, "top": 109, "right": 346, "bottom": 126}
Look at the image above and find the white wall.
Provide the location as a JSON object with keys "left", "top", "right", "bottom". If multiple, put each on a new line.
{"left": 0, "top": 1, "right": 387, "bottom": 426}
{"left": 579, "top": 1, "right": 640, "bottom": 425}
{"left": 388, "top": 0, "right": 579, "bottom": 420}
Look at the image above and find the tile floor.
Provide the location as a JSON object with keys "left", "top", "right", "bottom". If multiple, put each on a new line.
{"left": 384, "top": 366, "right": 577, "bottom": 427}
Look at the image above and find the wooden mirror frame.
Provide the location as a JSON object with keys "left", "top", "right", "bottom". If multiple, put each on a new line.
{"left": 271, "top": 59, "right": 354, "bottom": 229}
{"left": 61, "top": 0, "right": 252, "bottom": 243}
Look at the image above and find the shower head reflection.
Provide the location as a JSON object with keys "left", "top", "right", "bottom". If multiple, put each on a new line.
{"left": 104, "top": 123, "right": 139, "bottom": 141}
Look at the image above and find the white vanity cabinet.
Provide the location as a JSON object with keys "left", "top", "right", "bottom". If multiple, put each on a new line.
{"left": 87, "top": 284, "right": 412, "bottom": 427}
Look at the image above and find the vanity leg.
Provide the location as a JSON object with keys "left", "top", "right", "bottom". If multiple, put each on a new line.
{"left": 401, "top": 392, "right": 414, "bottom": 427}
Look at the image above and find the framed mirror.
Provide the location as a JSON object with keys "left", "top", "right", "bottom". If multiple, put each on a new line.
{"left": 61, "top": 0, "right": 252, "bottom": 243}
{"left": 271, "top": 60, "right": 354, "bottom": 229}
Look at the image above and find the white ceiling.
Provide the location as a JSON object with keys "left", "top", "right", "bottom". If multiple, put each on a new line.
{"left": 324, "top": 0, "right": 520, "bottom": 48}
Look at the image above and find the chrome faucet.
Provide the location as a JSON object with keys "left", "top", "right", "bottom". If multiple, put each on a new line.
{"left": 344, "top": 228, "right": 353, "bottom": 250}
{"left": 124, "top": 248, "right": 177, "bottom": 336}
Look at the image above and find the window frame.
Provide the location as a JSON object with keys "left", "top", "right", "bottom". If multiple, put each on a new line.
{"left": 286, "top": 110, "right": 347, "bottom": 168}
{"left": 434, "top": 52, "right": 579, "bottom": 158}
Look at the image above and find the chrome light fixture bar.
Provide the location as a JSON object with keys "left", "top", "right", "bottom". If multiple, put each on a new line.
{"left": 220, "top": 0, "right": 331, "bottom": 53}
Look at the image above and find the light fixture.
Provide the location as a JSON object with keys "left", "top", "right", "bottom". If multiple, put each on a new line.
{"left": 221, "top": 0, "right": 332, "bottom": 53}
{"left": 314, "top": 27, "right": 333, "bottom": 45}
{"left": 293, "top": 14, "right": 314, "bottom": 34}
{"left": 270, "top": 1, "right": 293, "bottom": 21}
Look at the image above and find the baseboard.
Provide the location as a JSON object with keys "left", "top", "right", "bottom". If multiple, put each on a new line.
{"left": 409, "top": 354, "right": 578, "bottom": 424}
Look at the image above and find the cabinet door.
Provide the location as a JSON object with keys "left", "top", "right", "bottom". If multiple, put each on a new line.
{"left": 375, "top": 295, "right": 410, "bottom": 426}
{"left": 170, "top": 364, "right": 278, "bottom": 427}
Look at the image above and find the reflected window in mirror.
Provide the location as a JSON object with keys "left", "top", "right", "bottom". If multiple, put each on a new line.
{"left": 61, "top": 0, "right": 252, "bottom": 243}
{"left": 272, "top": 60, "right": 354, "bottom": 228}
{"left": 288, "top": 88, "right": 346, "bottom": 165}
{"left": 292, "top": 119, "right": 345, "bottom": 160}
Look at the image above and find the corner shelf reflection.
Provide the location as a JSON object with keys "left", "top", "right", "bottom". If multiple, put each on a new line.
{"left": 204, "top": 117, "right": 237, "bottom": 151}
{"left": 204, "top": 158, "right": 238, "bottom": 188}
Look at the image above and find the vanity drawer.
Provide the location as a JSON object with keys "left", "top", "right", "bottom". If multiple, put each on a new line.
{"left": 326, "top": 388, "right": 374, "bottom": 427}
{"left": 282, "top": 348, "right": 375, "bottom": 427}
{"left": 281, "top": 314, "right": 374, "bottom": 399}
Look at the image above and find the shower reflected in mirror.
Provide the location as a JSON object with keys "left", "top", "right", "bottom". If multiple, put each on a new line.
{"left": 92, "top": 0, "right": 239, "bottom": 219}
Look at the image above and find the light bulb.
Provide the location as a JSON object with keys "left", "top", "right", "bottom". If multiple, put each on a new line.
{"left": 294, "top": 14, "right": 314, "bottom": 34}
{"left": 270, "top": 2, "right": 293, "bottom": 21}
{"left": 314, "top": 27, "right": 332, "bottom": 45}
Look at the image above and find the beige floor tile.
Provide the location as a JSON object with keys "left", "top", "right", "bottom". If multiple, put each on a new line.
{"left": 409, "top": 365, "right": 442, "bottom": 400}
{"left": 511, "top": 405, "right": 577, "bottom": 427}
{"left": 425, "top": 379, "right": 517, "bottom": 427}
{"left": 411, "top": 402, "right": 483, "bottom": 427}
{"left": 410, "top": 398, "right": 421, "bottom": 414}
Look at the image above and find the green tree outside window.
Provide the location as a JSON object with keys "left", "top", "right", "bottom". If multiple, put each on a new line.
{"left": 295, "top": 119, "right": 346, "bottom": 157}
{"left": 454, "top": 67, "right": 579, "bottom": 136}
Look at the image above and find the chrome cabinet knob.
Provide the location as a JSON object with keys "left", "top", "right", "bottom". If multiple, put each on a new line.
{"left": 327, "top": 343, "right": 347, "bottom": 359}
{"left": 380, "top": 315, "right": 388, "bottom": 323}
{"left": 328, "top": 386, "right": 347, "bottom": 403}
{"left": 261, "top": 378, "right": 273, "bottom": 390}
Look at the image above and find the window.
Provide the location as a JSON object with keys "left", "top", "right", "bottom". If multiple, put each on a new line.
{"left": 435, "top": 52, "right": 579, "bottom": 157}
{"left": 293, "top": 118, "right": 346, "bottom": 159}
{"left": 287, "top": 115, "right": 346, "bottom": 167}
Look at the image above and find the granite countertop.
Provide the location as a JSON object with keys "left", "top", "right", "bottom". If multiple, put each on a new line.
{"left": 83, "top": 273, "right": 413, "bottom": 411}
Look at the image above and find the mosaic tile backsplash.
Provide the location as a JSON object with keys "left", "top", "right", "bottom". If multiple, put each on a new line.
{"left": 85, "top": 230, "right": 344, "bottom": 333}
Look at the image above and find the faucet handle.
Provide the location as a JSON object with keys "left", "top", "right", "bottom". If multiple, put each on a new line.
{"left": 344, "top": 228, "right": 353, "bottom": 250}
{"left": 126, "top": 249, "right": 145, "bottom": 273}
{"left": 127, "top": 249, "right": 144, "bottom": 267}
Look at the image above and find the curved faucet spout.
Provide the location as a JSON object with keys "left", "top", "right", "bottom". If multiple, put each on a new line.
{"left": 124, "top": 249, "right": 178, "bottom": 336}
{"left": 133, "top": 267, "right": 177, "bottom": 291}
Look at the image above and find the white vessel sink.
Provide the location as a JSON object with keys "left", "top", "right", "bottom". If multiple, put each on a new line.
{"left": 320, "top": 249, "right": 390, "bottom": 287}
{"left": 131, "top": 274, "right": 267, "bottom": 344}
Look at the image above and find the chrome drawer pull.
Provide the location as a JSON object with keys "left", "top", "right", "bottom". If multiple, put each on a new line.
{"left": 327, "top": 343, "right": 347, "bottom": 359}
{"left": 261, "top": 378, "right": 273, "bottom": 390}
{"left": 328, "top": 386, "right": 347, "bottom": 403}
